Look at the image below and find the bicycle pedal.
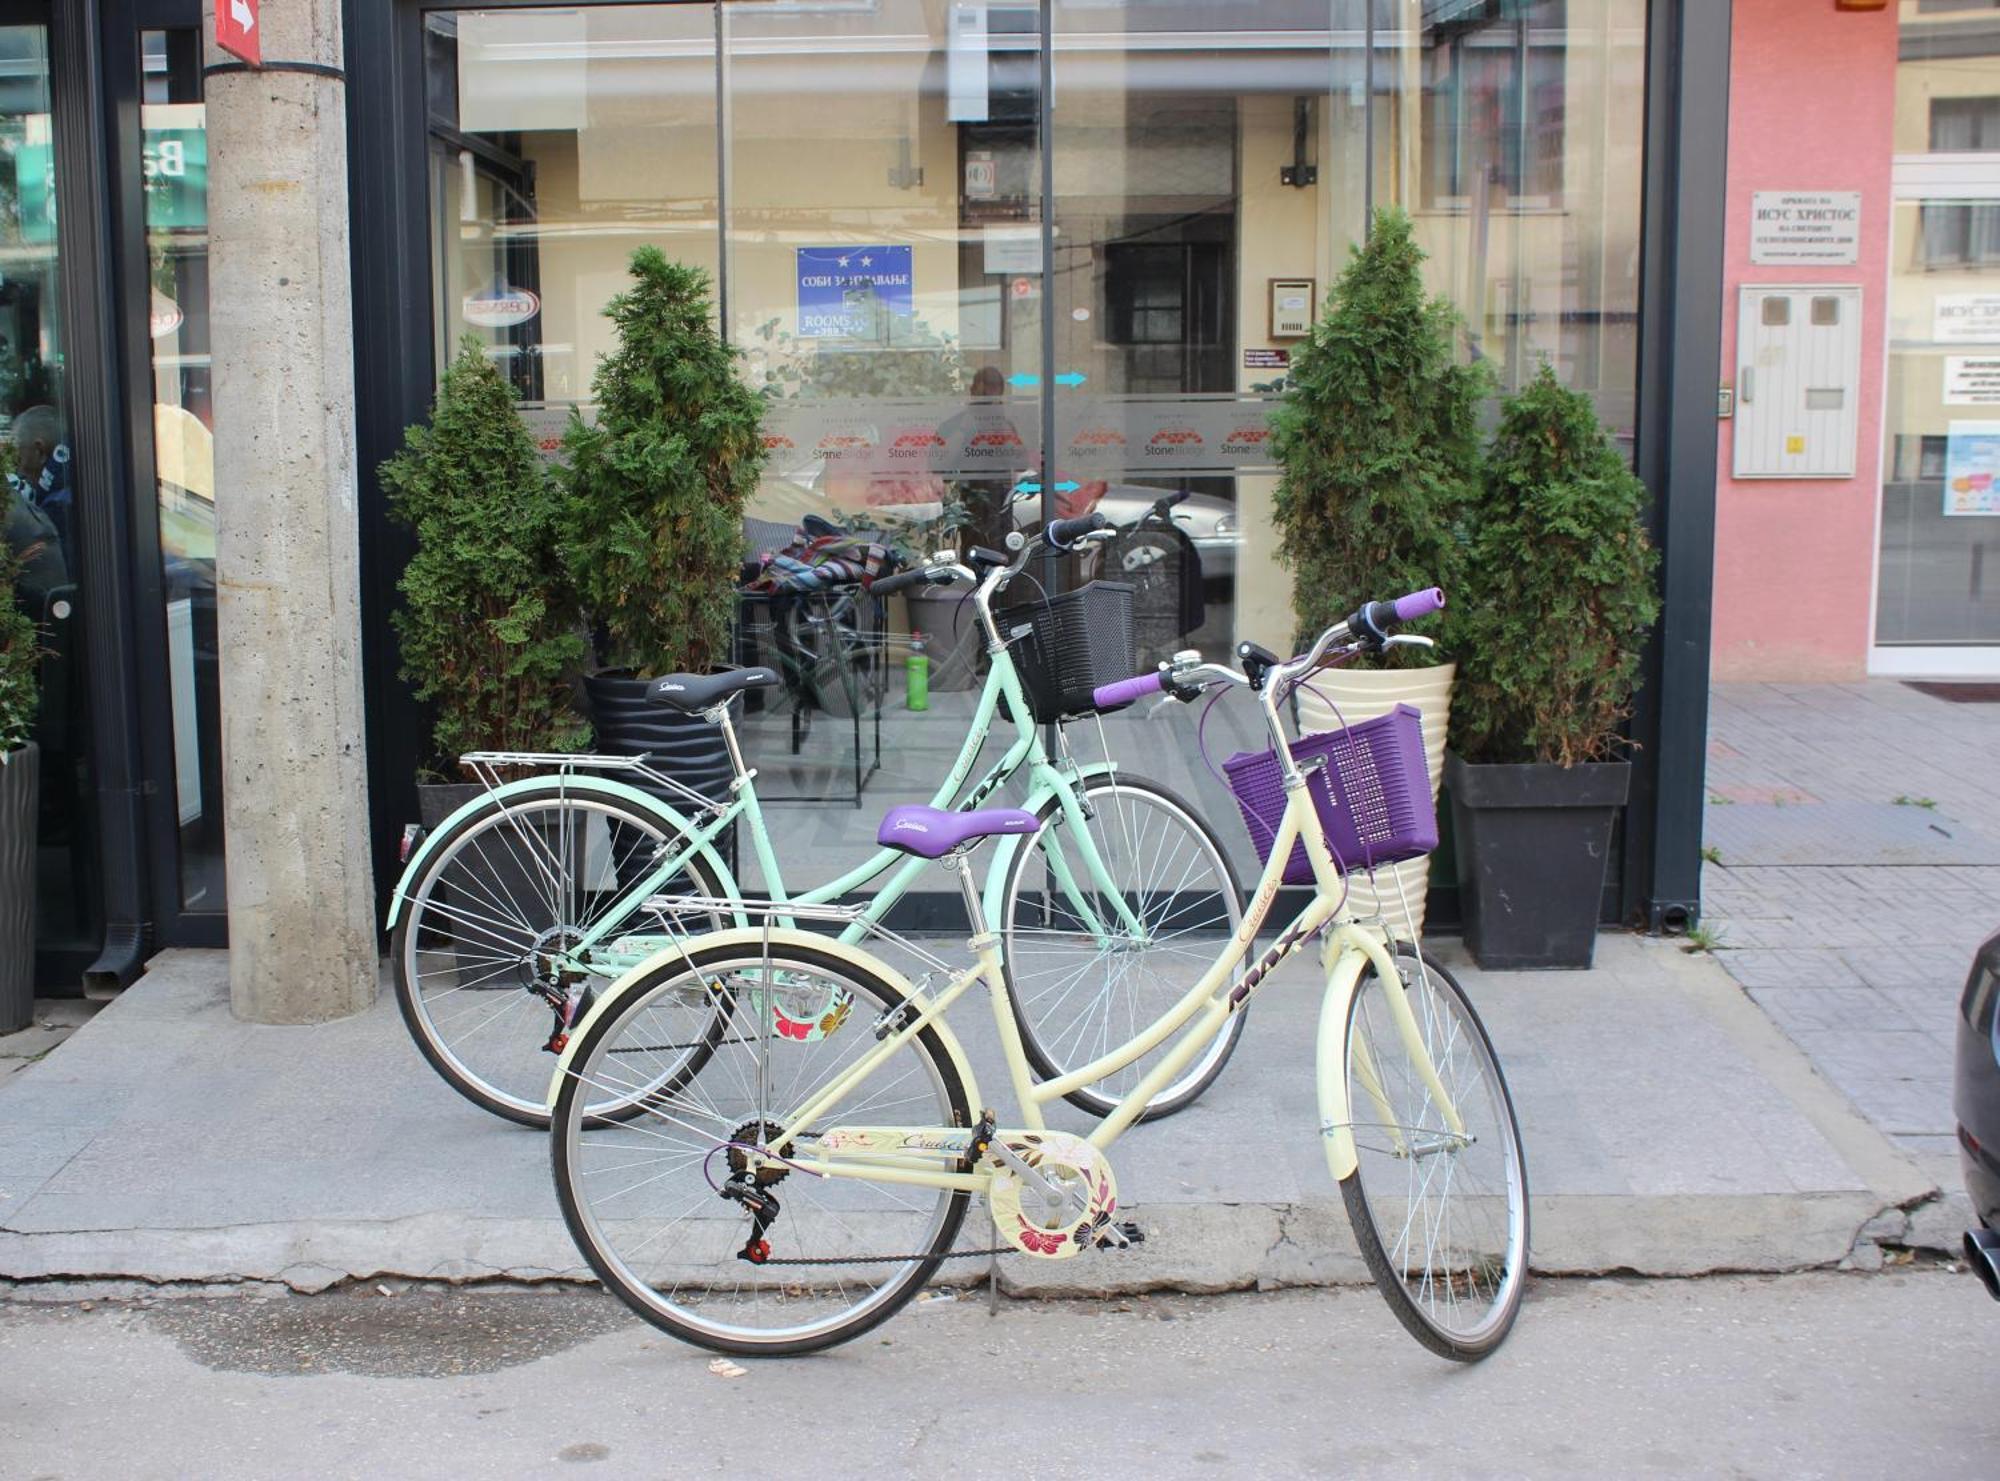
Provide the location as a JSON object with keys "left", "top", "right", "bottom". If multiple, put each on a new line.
{"left": 1093, "top": 1221, "right": 1145, "bottom": 1251}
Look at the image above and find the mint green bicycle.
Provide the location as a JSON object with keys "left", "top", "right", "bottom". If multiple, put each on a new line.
{"left": 548, "top": 583, "right": 1528, "bottom": 1361}
{"left": 388, "top": 518, "right": 1245, "bottom": 1128}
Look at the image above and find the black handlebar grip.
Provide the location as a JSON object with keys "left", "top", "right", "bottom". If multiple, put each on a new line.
{"left": 870, "top": 567, "right": 932, "bottom": 597}
{"left": 1047, "top": 512, "right": 1111, "bottom": 549}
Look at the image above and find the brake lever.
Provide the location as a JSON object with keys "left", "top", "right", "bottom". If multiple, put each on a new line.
{"left": 1382, "top": 634, "right": 1436, "bottom": 651}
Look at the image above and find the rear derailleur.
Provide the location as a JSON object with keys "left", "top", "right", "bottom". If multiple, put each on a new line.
{"left": 724, "top": 1121, "right": 794, "bottom": 1265}
{"left": 538, "top": 969, "right": 595, "bottom": 1056}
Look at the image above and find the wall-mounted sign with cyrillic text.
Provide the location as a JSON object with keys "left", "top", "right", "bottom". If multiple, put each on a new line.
{"left": 1935, "top": 294, "right": 2000, "bottom": 344}
{"left": 796, "top": 247, "right": 913, "bottom": 340}
{"left": 1945, "top": 356, "right": 2000, "bottom": 406}
{"left": 1750, "top": 191, "right": 1861, "bottom": 265}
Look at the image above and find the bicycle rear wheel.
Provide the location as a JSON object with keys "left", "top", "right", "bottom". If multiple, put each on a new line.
{"left": 553, "top": 940, "right": 971, "bottom": 1357}
{"left": 1001, "top": 773, "right": 1244, "bottom": 1120}
{"left": 1335, "top": 945, "right": 1528, "bottom": 1361}
{"left": 393, "top": 789, "right": 731, "bottom": 1127}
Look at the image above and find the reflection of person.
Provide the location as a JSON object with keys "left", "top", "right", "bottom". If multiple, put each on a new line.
{"left": 932, "top": 366, "right": 1023, "bottom": 551}
{"left": 4, "top": 477, "right": 66, "bottom": 613}
{"left": 9, "top": 404, "right": 71, "bottom": 556}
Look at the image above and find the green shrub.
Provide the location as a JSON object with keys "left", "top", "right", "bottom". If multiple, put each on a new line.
{"left": 381, "top": 337, "right": 589, "bottom": 773}
{"left": 0, "top": 541, "right": 39, "bottom": 757}
{"left": 564, "top": 249, "right": 766, "bottom": 676}
{"left": 1271, "top": 208, "right": 1487, "bottom": 663}
{"left": 1450, "top": 364, "right": 1660, "bottom": 768}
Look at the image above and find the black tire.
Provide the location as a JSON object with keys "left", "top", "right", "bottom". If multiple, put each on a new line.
{"left": 1000, "top": 773, "right": 1246, "bottom": 1122}
{"left": 552, "top": 940, "right": 972, "bottom": 1357}
{"left": 1337, "top": 945, "right": 1529, "bottom": 1362}
{"left": 392, "top": 786, "right": 732, "bottom": 1129}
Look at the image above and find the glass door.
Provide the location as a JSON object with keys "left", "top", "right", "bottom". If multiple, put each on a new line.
{"left": 136, "top": 23, "right": 222, "bottom": 915}
{"left": 1879, "top": 181, "right": 2000, "bottom": 656}
{"left": 0, "top": 14, "right": 96, "bottom": 974}
{"left": 1878, "top": 18, "right": 2000, "bottom": 670}
{"left": 98, "top": 0, "right": 223, "bottom": 939}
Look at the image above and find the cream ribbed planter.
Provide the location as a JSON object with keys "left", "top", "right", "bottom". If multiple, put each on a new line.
{"left": 1295, "top": 663, "right": 1453, "bottom": 939}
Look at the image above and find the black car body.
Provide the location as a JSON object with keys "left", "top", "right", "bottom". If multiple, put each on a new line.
{"left": 1956, "top": 929, "right": 2000, "bottom": 1296}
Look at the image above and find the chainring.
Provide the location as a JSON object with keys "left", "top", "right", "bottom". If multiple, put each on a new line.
{"left": 987, "top": 1132, "right": 1119, "bottom": 1260}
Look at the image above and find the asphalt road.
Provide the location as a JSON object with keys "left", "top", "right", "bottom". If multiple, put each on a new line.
{"left": 2, "top": 1271, "right": 1995, "bottom": 1478}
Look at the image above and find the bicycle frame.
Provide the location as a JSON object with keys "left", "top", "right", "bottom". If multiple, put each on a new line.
{"left": 388, "top": 624, "right": 1149, "bottom": 981}
{"left": 552, "top": 758, "right": 1468, "bottom": 1193}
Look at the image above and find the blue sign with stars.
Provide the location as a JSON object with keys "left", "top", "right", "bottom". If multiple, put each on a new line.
{"left": 796, "top": 246, "right": 913, "bottom": 339}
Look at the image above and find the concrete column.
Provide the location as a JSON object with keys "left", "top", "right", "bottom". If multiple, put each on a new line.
{"left": 206, "top": 1, "right": 376, "bottom": 1023}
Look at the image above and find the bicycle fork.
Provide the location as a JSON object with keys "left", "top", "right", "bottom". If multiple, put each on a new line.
{"left": 1315, "top": 929, "right": 1468, "bottom": 1183}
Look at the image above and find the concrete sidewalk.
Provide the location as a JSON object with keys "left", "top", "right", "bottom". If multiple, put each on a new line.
{"left": 1702, "top": 680, "right": 2000, "bottom": 1226}
{"left": 0, "top": 936, "right": 1937, "bottom": 1295}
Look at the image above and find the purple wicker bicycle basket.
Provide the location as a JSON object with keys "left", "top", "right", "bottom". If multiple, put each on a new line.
{"left": 1221, "top": 704, "right": 1438, "bottom": 886}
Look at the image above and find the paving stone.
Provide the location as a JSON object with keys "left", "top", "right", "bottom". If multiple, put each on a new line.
{"left": 1714, "top": 949, "right": 1866, "bottom": 990}
{"left": 1874, "top": 987, "right": 1966, "bottom": 1036}
{"left": 1748, "top": 987, "right": 1903, "bottom": 1036}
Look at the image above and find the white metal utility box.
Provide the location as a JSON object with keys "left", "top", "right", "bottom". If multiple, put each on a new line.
{"left": 1732, "top": 284, "right": 1864, "bottom": 479}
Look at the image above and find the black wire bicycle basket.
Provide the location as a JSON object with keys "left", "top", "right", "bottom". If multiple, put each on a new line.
{"left": 1002, "top": 580, "right": 1137, "bottom": 723}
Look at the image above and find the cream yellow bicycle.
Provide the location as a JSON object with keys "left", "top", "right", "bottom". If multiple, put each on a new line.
{"left": 548, "top": 587, "right": 1528, "bottom": 1360}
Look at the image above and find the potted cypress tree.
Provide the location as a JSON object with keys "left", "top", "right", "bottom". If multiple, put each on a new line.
{"left": 382, "top": 336, "right": 590, "bottom": 835}
{"left": 1271, "top": 207, "right": 1487, "bottom": 933}
{"left": 564, "top": 249, "right": 766, "bottom": 798}
{"left": 1445, "top": 364, "right": 1660, "bottom": 969}
{"left": 1, "top": 540, "right": 41, "bottom": 1033}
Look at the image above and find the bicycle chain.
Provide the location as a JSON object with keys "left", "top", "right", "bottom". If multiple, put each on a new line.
{"left": 754, "top": 1243, "right": 1014, "bottom": 1268}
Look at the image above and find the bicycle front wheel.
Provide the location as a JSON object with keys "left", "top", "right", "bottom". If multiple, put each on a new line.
{"left": 393, "top": 788, "right": 731, "bottom": 1127}
{"left": 1001, "top": 773, "right": 1244, "bottom": 1121}
{"left": 553, "top": 940, "right": 971, "bottom": 1357}
{"left": 1335, "top": 945, "right": 1528, "bottom": 1362}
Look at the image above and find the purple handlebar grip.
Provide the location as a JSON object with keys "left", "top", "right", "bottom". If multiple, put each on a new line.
{"left": 1391, "top": 587, "right": 1446, "bottom": 623}
{"left": 1093, "top": 671, "right": 1163, "bottom": 708}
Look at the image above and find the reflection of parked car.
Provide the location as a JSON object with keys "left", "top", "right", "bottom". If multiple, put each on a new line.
{"left": 1958, "top": 927, "right": 2000, "bottom": 1299}
{"left": 1064, "top": 485, "right": 1237, "bottom": 587}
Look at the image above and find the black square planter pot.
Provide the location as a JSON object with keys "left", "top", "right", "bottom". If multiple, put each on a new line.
{"left": 1446, "top": 753, "right": 1630, "bottom": 971}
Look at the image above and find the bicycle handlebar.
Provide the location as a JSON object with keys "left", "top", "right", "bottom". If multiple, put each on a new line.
{"left": 1344, "top": 586, "right": 1446, "bottom": 647}
{"left": 1090, "top": 670, "right": 1164, "bottom": 709}
{"left": 1393, "top": 587, "right": 1446, "bottom": 623}
{"left": 1090, "top": 584, "right": 1448, "bottom": 706}
{"left": 1047, "top": 512, "right": 1111, "bottom": 550}
{"left": 870, "top": 565, "right": 956, "bottom": 597}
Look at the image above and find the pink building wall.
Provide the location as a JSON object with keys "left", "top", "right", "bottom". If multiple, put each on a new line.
{"left": 1712, "top": 2, "right": 1898, "bottom": 682}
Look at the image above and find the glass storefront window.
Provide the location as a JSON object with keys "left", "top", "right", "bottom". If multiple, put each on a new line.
{"left": 1387, "top": 0, "right": 1646, "bottom": 428}
{"left": 0, "top": 23, "right": 90, "bottom": 950}
{"left": 140, "top": 28, "right": 224, "bottom": 912}
{"left": 426, "top": 5, "right": 720, "bottom": 424}
{"left": 419, "top": 1, "right": 1650, "bottom": 857}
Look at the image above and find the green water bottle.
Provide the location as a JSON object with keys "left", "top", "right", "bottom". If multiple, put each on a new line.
{"left": 907, "top": 632, "right": 930, "bottom": 712}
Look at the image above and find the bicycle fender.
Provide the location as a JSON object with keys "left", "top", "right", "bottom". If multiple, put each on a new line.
{"left": 979, "top": 759, "right": 1121, "bottom": 927}
{"left": 545, "top": 927, "right": 983, "bottom": 1113}
{"left": 385, "top": 774, "right": 734, "bottom": 929}
{"left": 1315, "top": 939, "right": 1383, "bottom": 1184}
